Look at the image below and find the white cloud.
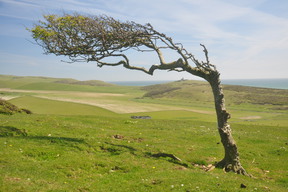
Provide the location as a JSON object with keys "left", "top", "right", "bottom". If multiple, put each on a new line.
{"left": 0, "top": 0, "right": 288, "bottom": 80}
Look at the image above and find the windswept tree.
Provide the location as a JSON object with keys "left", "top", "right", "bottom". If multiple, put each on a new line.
{"left": 29, "top": 13, "right": 249, "bottom": 175}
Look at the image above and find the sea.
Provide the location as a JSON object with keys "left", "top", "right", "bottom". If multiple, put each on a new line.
{"left": 110, "top": 78, "right": 288, "bottom": 89}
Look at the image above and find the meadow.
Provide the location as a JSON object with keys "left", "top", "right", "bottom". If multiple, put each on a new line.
{"left": 0, "top": 75, "right": 287, "bottom": 191}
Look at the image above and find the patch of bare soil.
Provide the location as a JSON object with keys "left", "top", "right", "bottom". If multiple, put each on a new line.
{"left": 239, "top": 116, "right": 262, "bottom": 120}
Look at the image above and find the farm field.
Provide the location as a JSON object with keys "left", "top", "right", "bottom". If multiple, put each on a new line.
{"left": 0, "top": 75, "right": 287, "bottom": 191}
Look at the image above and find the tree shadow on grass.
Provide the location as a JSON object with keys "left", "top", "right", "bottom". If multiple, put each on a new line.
{"left": 107, "top": 142, "right": 137, "bottom": 154}
{"left": 27, "top": 136, "right": 87, "bottom": 151}
{"left": 0, "top": 125, "right": 86, "bottom": 150}
{"left": 103, "top": 141, "right": 189, "bottom": 167}
{"left": 0, "top": 126, "right": 27, "bottom": 137}
{"left": 145, "top": 152, "right": 189, "bottom": 167}
{"left": 28, "top": 135, "right": 86, "bottom": 143}
{"left": 100, "top": 142, "right": 137, "bottom": 156}
{"left": 1, "top": 126, "right": 189, "bottom": 167}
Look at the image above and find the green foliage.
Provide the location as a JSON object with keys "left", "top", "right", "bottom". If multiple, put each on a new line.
{"left": 28, "top": 13, "right": 151, "bottom": 59}
{"left": 30, "top": 25, "right": 56, "bottom": 40}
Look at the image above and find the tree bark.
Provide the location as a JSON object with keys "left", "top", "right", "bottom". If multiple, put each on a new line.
{"left": 207, "top": 71, "right": 249, "bottom": 175}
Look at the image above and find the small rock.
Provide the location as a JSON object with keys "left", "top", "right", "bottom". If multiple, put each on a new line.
{"left": 206, "top": 164, "right": 215, "bottom": 172}
{"left": 113, "top": 135, "right": 124, "bottom": 139}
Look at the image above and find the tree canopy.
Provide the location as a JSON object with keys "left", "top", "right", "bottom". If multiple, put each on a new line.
{"left": 30, "top": 13, "right": 216, "bottom": 80}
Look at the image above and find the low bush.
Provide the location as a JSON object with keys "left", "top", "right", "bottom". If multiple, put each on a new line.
{"left": 0, "top": 98, "right": 32, "bottom": 115}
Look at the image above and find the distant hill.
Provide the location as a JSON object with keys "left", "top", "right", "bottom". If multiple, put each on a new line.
{"left": 54, "top": 79, "right": 115, "bottom": 87}
{"left": 1, "top": 74, "right": 287, "bottom": 109}
{"left": 141, "top": 80, "right": 288, "bottom": 108}
{"left": 0, "top": 75, "right": 115, "bottom": 88}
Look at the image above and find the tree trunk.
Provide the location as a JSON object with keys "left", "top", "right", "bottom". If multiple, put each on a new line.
{"left": 207, "top": 71, "right": 249, "bottom": 175}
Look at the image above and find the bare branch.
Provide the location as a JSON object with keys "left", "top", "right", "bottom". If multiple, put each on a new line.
{"left": 200, "top": 44, "right": 209, "bottom": 64}
{"left": 200, "top": 44, "right": 217, "bottom": 71}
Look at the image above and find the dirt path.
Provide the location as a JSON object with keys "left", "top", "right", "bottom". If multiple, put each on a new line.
{"left": 239, "top": 116, "right": 262, "bottom": 120}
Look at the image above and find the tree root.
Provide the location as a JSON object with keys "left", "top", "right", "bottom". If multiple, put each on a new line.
{"left": 216, "top": 159, "right": 251, "bottom": 176}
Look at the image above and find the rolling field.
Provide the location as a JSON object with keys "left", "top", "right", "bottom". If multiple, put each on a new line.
{"left": 0, "top": 75, "right": 287, "bottom": 191}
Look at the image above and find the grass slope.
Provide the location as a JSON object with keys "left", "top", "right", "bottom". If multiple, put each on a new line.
{"left": 9, "top": 96, "right": 118, "bottom": 117}
{"left": 138, "top": 80, "right": 288, "bottom": 126}
{"left": 0, "top": 75, "right": 287, "bottom": 191}
{"left": 55, "top": 79, "right": 115, "bottom": 87}
{"left": 0, "top": 75, "right": 133, "bottom": 93}
{"left": 1, "top": 113, "right": 287, "bottom": 191}
{"left": 141, "top": 80, "right": 288, "bottom": 107}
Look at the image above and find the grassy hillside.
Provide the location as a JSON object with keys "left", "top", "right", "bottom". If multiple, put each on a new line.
{"left": 0, "top": 75, "right": 133, "bottom": 93}
{"left": 9, "top": 96, "right": 118, "bottom": 117}
{"left": 141, "top": 80, "right": 288, "bottom": 107}
{"left": 1, "top": 112, "right": 287, "bottom": 191}
{"left": 138, "top": 80, "right": 288, "bottom": 125}
{"left": 55, "top": 79, "right": 115, "bottom": 87}
{"left": 0, "top": 75, "right": 114, "bottom": 87}
{"left": 0, "top": 75, "right": 288, "bottom": 191}
{"left": 0, "top": 75, "right": 57, "bottom": 88}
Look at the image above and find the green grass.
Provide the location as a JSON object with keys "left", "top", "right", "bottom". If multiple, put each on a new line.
{"left": 15, "top": 82, "right": 138, "bottom": 93}
{"left": 1, "top": 113, "right": 287, "bottom": 191}
{"left": 9, "top": 96, "right": 119, "bottom": 116}
{"left": 0, "top": 75, "right": 288, "bottom": 191}
{"left": 0, "top": 74, "right": 138, "bottom": 94}
{"left": 140, "top": 80, "right": 288, "bottom": 111}
{"left": 0, "top": 75, "right": 57, "bottom": 88}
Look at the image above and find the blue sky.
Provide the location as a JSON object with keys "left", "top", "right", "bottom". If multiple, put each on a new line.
{"left": 0, "top": 0, "right": 287, "bottom": 81}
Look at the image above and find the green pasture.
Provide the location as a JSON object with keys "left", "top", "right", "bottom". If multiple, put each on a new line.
{"left": 8, "top": 96, "right": 118, "bottom": 117}
{"left": 0, "top": 74, "right": 137, "bottom": 94}
{"left": 0, "top": 75, "right": 287, "bottom": 191}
